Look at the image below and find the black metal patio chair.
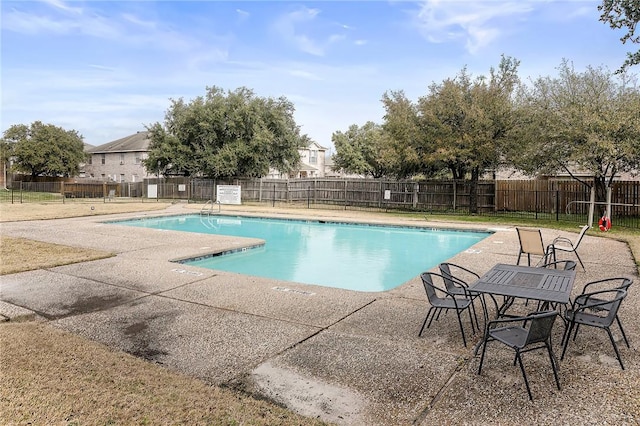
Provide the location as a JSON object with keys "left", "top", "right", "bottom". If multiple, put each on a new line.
{"left": 478, "top": 310, "right": 561, "bottom": 401}
{"left": 419, "top": 272, "right": 477, "bottom": 347}
{"left": 439, "top": 262, "right": 498, "bottom": 321}
{"left": 561, "top": 284, "right": 629, "bottom": 369}
{"left": 548, "top": 225, "right": 589, "bottom": 271}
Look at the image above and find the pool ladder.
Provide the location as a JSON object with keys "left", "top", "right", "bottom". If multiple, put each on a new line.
{"left": 200, "top": 199, "right": 221, "bottom": 215}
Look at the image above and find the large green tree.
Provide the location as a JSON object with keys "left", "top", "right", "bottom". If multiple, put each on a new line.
{"left": 599, "top": 0, "right": 640, "bottom": 72}
{"left": 144, "top": 86, "right": 306, "bottom": 178}
{"left": 1, "top": 121, "right": 85, "bottom": 177}
{"left": 510, "top": 60, "right": 640, "bottom": 203}
{"left": 331, "top": 121, "right": 391, "bottom": 178}
{"left": 380, "top": 91, "right": 430, "bottom": 179}
{"left": 382, "top": 56, "right": 520, "bottom": 212}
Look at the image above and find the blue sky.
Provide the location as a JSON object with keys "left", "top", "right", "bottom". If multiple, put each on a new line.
{"left": 1, "top": 1, "right": 634, "bottom": 152}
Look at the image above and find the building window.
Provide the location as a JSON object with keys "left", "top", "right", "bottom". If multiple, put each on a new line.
{"left": 309, "top": 150, "right": 317, "bottom": 164}
{"left": 120, "top": 174, "right": 125, "bottom": 182}
{"left": 120, "top": 153, "right": 125, "bottom": 165}
{"left": 135, "top": 155, "right": 141, "bottom": 164}
{"left": 88, "top": 156, "right": 92, "bottom": 165}
{"left": 101, "top": 154, "right": 106, "bottom": 165}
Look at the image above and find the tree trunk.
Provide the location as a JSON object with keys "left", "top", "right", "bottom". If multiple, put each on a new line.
{"left": 594, "top": 176, "right": 608, "bottom": 216}
{"left": 469, "top": 167, "right": 479, "bottom": 214}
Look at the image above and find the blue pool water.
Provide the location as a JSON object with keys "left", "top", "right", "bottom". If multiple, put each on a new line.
{"left": 112, "top": 215, "right": 490, "bottom": 292}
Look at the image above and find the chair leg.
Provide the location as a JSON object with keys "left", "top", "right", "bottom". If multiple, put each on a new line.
{"left": 561, "top": 322, "right": 575, "bottom": 360}
{"left": 467, "top": 304, "right": 477, "bottom": 334}
{"left": 478, "top": 337, "right": 490, "bottom": 374}
{"left": 546, "top": 342, "right": 561, "bottom": 390}
{"left": 605, "top": 328, "right": 625, "bottom": 370}
{"left": 487, "top": 294, "right": 500, "bottom": 318}
{"left": 572, "top": 323, "right": 581, "bottom": 341}
{"left": 515, "top": 351, "right": 533, "bottom": 400}
{"left": 573, "top": 251, "right": 586, "bottom": 271}
{"left": 434, "top": 308, "right": 443, "bottom": 322}
{"left": 419, "top": 307, "right": 434, "bottom": 337}
{"left": 616, "top": 316, "right": 630, "bottom": 348}
{"left": 455, "top": 310, "right": 468, "bottom": 347}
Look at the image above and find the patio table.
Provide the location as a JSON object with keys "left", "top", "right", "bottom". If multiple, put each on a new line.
{"left": 469, "top": 263, "right": 576, "bottom": 354}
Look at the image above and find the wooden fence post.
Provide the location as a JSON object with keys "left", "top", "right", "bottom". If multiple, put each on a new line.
{"left": 344, "top": 180, "right": 348, "bottom": 209}
{"left": 588, "top": 186, "right": 596, "bottom": 227}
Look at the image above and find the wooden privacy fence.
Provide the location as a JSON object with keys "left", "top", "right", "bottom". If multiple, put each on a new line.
{"left": 496, "top": 180, "right": 640, "bottom": 217}
{"left": 236, "top": 178, "right": 496, "bottom": 212}
{"left": 60, "top": 182, "right": 120, "bottom": 198}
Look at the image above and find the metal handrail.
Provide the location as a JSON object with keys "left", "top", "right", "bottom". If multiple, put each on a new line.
{"left": 565, "top": 200, "right": 640, "bottom": 215}
{"left": 200, "top": 199, "right": 221, "bottom": 215}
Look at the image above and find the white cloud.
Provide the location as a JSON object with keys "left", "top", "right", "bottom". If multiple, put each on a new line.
{"left": 414, "top": 0, "right": 534, "bottom": 53}
{"left": 272, "top": 6, "right": 348, "bottom": 56}
{"left": 273, "top": 7, "right": 325, "bottom": 55}
{"left": 40, "top": 0, "right": 82, "bottom": 15}
{"left": 2, "top": 3, "right": 209, "bottom": 53}
{"left": 288, "top": 69, "right": 323, "bottom": 80}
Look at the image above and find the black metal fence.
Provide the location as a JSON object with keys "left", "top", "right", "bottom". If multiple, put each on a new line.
{"left": 3, "top": 177, "right": 639, "bottom": 228}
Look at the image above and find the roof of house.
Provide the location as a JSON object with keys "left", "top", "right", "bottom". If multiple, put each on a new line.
{"left": 307, "top": 141, "right": 328, "bottom": 151}
{"left": 299, "top": 163, "right": 318, "bottom": 171}
{"left": 88, "top": 131, "right": 151, "bottom": 154}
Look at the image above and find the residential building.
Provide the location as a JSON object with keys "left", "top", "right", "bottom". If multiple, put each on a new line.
{"left": 267, "top": 141, "right": 328, "bottom": 179}
{"left": 85, "top": 131, "right": 153, "bottom": 182}
{"left": 323, "top": 154, "right": 366, "bottom": 179}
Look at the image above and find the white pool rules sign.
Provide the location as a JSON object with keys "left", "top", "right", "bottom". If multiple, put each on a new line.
{"left": 216, "top": 185, "right": 241, "bottom": 205}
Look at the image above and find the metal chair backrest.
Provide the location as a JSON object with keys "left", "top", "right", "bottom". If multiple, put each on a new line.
{"left": 439, "top": 263, "right": 455, "bottom": 291}
{"left": 525, "top": 311, "right": 557, "bottom": 345}
{"left": 542, "top": 260, "right": 577, "bottom": 271}
{"left": 577, "top": 289, "right": 627, "bottom": 325}
{"left": 517, "top": 228, "right": 546, "bottom": 256}
{"left": 420, "top": 272, "right": 454, "bottom": 303}
{"left": 619, "top": 278, "right": 633, "bottom": 292}
{"left": 573, "top": 225, "right": 590, "bottom": 248}
{"left": 603, "top": 290, "right": 627, "bottom": 324}
{"left": 421, "top": 272, "right": 439, "bottom": 303}
{"left": 438, "top": 263, "right": 475, "bottom": 294}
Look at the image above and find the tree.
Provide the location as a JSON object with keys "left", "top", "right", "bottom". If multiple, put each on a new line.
{"left": 144, "top": 86, "right": 306, "bottom": 178}
{"left": 510, "top": 60, "right": 640, "bottom": 204}
{"left": 0, "top": 138, "right": 13, "bottom": 187}
{"left": 331, "top": 122, "right": 391, "bottom": 178}
{"left": 599, "top": 0, "right": 640, "bottom": 72}
{"left": 1, "top": 121, "right": 85, "bottom": 177}
{"left": 416, "top": 56, "right": 520, "bottom": 212}
{"left": 380, "top": 91, "right": 429, "bottom": 179}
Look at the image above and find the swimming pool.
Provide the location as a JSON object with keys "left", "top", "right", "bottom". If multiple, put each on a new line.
{"left": 113, "top": 215, "right": 490, "bottom": 292}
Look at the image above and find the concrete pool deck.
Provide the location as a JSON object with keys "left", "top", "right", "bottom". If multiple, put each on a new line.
{"left": 1, "top": 204, "right": 638, "bottom": 425}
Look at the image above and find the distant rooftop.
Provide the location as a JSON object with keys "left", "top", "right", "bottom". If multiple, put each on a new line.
{"left": 88, "top": 131, "right": 150, "bottom": 154}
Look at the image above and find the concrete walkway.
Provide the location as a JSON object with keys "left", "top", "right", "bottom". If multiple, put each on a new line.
{"left": 1, "top": 204, "right": 638, "bottom": 425}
